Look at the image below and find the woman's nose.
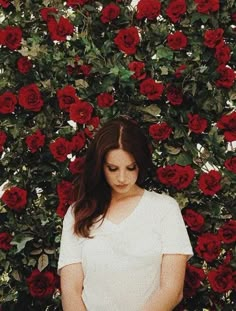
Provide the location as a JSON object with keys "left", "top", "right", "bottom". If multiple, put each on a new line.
{"left": 117, "top": 170, "right": 126, "bottom": 183}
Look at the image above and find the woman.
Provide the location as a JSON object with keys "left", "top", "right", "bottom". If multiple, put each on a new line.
{"left": 58, "top": 117, "right": 193, "bottom": 311}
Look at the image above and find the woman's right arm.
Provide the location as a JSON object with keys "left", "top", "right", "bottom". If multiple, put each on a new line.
{"left": 60, "top": 263, "right": 87, "bottom": 311}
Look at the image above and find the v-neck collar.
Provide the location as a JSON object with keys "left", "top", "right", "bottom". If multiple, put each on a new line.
{"left": 104, "top": 189, "right": 146, "bottom": 227}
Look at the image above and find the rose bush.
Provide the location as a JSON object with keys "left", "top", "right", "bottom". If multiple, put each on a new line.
{"left": 0, "top": 0, "right": 235, "bottom": 310}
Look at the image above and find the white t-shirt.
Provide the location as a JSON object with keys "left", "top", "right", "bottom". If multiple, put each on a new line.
{"left": 58, "top": 190, "right": 193, "bottom": 311}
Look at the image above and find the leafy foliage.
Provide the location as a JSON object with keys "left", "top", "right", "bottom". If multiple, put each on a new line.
{"left": 0, "top": 0, "right": 235, "bottom": 310}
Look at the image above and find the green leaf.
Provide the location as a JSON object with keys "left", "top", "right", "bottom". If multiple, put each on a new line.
{"left": 38, "top": 254, "right": 49, "bottom": 271}
{"left": 156, "top": 46, "right": 173, "bottom": 60}
{"left": 176, "top": 152, "right": 193, "bottom": 166}
{"left": 11, "top": 236, "right": 34, "bottom": 253}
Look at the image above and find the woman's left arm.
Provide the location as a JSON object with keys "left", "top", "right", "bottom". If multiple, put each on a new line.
{"left": 141, "top": 254, "right": 188, "bottom": 311}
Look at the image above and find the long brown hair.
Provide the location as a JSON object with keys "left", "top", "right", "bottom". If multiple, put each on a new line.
{"left": 73, "top": 117, "right": 153, "bottom": 237}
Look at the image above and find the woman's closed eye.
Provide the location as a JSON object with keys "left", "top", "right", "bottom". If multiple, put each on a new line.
{"left": 106, "top": 164, "right": 137, "bottom": 172}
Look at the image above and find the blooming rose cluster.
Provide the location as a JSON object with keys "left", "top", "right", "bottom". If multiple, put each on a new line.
{"left": 1, "top": 186, "right": 27, "bottom": 212}
{"left": 149, "top": 122, "right": 173, "bottom": 141}
{"left": 166, "top": 84, "right": 183, "bottom": 105}
{"left": 40, "top": 7, "right": 74, "bottom": 42}
{"left": 187, "top": 114, "right": 208, "bottom": 134}
{"left": 136, "top": 0, "right": 161, "bottom": 20}
{"left": 0, "top": 25, "right": 22, "bottom": 50}
{"left": 27, "top": 269, "right": 58, "bottom": 299}
{"left": 0, "top": 130, "right": 7, "bottom": 153}
{"left": 198, "top": 170, "right": 222, "bottom": 196}
{"left": 56, "top": 85, "right": 94, "bottom": 123}
{"left": 0, "top": 232, "right": 13, "bottom": 251}
{"left": 114, "top": 26, "right": 140, "bottom": 55}
{"left": 166, "top": 0, "right": 187, "bottom": 23}
{"left": 100, "top": 3, "right": 120, "bottom": 23}
{"left": 156, "top": 164, "right": 195, "bottom": 190}
{"left": 194, "top": 0, "right": 219, "bottom": 14}
{"left": 17, "top": 56, "right": 32, "bottom": 74}
{"left": 66, "top": 0, "right": 89, "bottom": 8}
{"left": 203, "top": 28, "right": 235, "bottom": 88}
{"left": 224, "top": 156, "right": 236, "bottom": 173}
{"left": 216, "top": 111, "right": 236, "bottom": 142}
{"left": 25, "top": 130, "right": 46, "bottom": 153}
{"left": 140, "top": 78, "right": 164, "bottom": 100}
{"left": 184, "top": 264, "right": 206, "bottom": 297}
{"left": 56, "top": 179, "right": 75, "bottom": 217}
{"left": 0, "top": 91, "right": 17, "bottom": 114}
{"left": 18, "top": 84, "right": 44, "bottom": 112}
{"left": 0, "top": 0, "right": 11, "bottom": 8}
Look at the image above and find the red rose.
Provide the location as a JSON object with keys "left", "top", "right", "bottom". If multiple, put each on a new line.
{"left": 167, "top": 31, "right": 187, "bottom": 50}
{"left": 1, "top": 186, "right": 27, "bottom": 211}
{"left": 0, "top": 130, "right": 7, "bottom": 153}
{"left": 27, "top": 269, "right": 57, "bottom": 299}
{"left": 0, "top": 91, "right": 17, "bottom": 114}
{"left": 194, "top": 0, "right": 219, "bottom": 14}
{"left": 0, "top": 29, "right": 5, "bottom": 45}
{"left": 25, "top": 130, "right": 46, "bottom": 153}
{"left": 224, "top": 157, "right": 236, "bottom": 173}
{"left": 0, "top": 232, "right": 13, "bottom": 251}
{"left": 157, "top": 164, "right": 195, "bottom": 190}
{"left": 140, "top": 78, "right": 164, "bottom": 100}
{"left": 166, "top": 85, "right": 183, "bottom": 105}
{"left": 56, "top": 200, "right": 70, "bottom": 218}
{"left": 185, "top": 264, "right": 206, "bottom": 291}
{"left": 128, "top": 61, "right": 146, "bottom": 80}
{"left": 66, "top": 0, "right": 89, "bottom": 8}
{"left": 218, "top": 220, "right": 236, "bottom": 244}
{"left": 97, "top": 93, "right": 114, "bottom": 108}
{"left": 40, "top": 7, "right": 58, "bottom": 22}
{"left": 149, "top": 122, "right": 172, "bottom": 141}
{"left": 57, "top": 179, "right": 74, "bottom": 204}
{"left": 136, "top": 0, "right": 161, "bottom": 20}
{"left": 195, "top": 232, "right": 221, "bottom": 262}
{"left": 69, "top": 100, "right": 93, "bottom": 124}
{"left": 17, "top": 56, "right": 32, "bottom": 74}
{"left": 0, "top": 0, "right": 10, "bottom": 8}
{"left": 3, "top": 26, "right": 22, "bottom": 50}
{"left": 174, "top": 64, "right": 187, "bottom": 78}
{"left": 71, "top": 131, "right": 86, "bottom": 152}
{"left": 66, "top": 65, "right": 74, "bottom": 75}
{"left": 87, "top": 116, "right": 100, "bottom": 130}
{"left": 79, "top": 64, "right": 92, "bottom": 76}
{"left": 18, "top": 84, "right": 44, "bottom": 112}
{"left": 217, "top": 111, "right": 236, "bottom": 142}
{"left": 187, "top": 113, "right": 208, "bottom": 134}
{"left": 166, "top": 0, "right": 187, "bottom": 23}
{"left": 214, "top": 42, "right": 231, "bottom": 65}
{"left": 49, "top": 137, "right": 72, "bottom": 162}
{"left": 101, "top": 3, "right": 120, "bottom": 23}
{"left": 183, "top": 208, "right": 205, "bottom": 231}
{"left": 114, "top": 27, "right": 140, "bottom": 55}
{"left": 215, "top": 65, "right": 235, "bottom": 89}
{"left": 69, "top": 157, "right": 85, "bottom": 175}
{"left": 47, "top": 16, "right": 74, "bottom": 42}
{"left": 198, "top": 170, "right": 222, "bottom": 196}
{"left": 57, "top": 85, "right": 79, "bottom": 112}
{"left": 208, "top": 265, "right": 233, "bottom": 293}
{"left": 203, "top": 28, "right": 224, "bottom": 48}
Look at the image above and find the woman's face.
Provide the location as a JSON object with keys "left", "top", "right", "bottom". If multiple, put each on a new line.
{"left": 103, "top": 149, "right": 139, "bottom": 196}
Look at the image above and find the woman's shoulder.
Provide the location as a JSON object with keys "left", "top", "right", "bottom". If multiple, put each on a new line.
{"left": 144, "top": 190, "right": 179, "bottom": 215}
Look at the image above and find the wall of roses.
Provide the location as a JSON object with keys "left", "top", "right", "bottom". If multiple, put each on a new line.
{"left": 0, "top": 0, "right": 235, "bottom": 310}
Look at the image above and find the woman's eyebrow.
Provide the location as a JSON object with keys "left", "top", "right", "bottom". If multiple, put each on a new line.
{"left": 105, "top": 161, "right": 136, "bottom": 167}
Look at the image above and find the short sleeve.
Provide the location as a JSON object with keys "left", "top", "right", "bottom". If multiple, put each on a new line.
{"left": 57, "top": 206, "right": 84, "bottom": 274}
{"left": 160, "top": 196, "right": 193, "bottom": 258}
